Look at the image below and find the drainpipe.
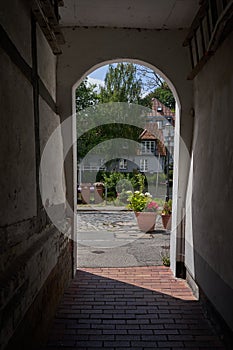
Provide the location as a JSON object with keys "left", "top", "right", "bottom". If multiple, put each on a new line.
{"left": 176, "top": 207, "right": 186, "bottom": 278}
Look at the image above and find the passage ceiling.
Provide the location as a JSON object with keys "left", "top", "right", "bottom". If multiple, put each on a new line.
{"left": 59, "top": 0, "right": 200, "bottom": 29}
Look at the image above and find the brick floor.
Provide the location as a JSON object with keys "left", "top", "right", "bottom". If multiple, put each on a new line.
{"left": 44, "top": 266, "right": 225, "bottom": 349}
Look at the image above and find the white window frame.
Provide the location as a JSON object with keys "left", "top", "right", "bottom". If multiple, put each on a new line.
{"left": 141, "top": 141, "right": 155, "bottom": 154}
{"left": 140, "top": 159, "right": 148, "bottom": 172}
{"left": 119, "top": 159, "right": 127, "bottom": 170}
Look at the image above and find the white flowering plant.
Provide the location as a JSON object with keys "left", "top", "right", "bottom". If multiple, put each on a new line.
{"left": 126, "top": 190, "right": 159, "bottom": 213}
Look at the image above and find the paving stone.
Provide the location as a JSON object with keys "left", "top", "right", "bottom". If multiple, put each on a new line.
{"left": 43, "top": 267, "right": 224, "bottom": 349}
{"left": 77, "top": 210, "right": 170, "bottom": 267}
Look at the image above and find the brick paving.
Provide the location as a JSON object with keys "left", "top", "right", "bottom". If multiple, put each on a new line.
{"left": 44, "top": 266, "right": 225, "bottom": 349}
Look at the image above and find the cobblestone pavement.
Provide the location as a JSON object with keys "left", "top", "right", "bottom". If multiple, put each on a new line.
{"left": 77, "top": 208, "right": 170, "bottom": 268}
{"left": 44, "top": 266, "right": 224, "bottom": 350}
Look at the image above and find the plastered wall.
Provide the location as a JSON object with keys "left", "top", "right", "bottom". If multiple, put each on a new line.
{"left": 0, "top": 2, "right": 71, "bottom": 349}
{"left": 186, "top": 30, "right": 233, "bottom": 331}
{"left": 0, "top": 51, "right": 36, "bottom": 228}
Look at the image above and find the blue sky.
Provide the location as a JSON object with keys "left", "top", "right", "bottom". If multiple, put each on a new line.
{"left": 89, "top": 65, "right": 109, "bottom": 81}
{"left": 87, "top": 63, "right": 164, "bottom": 96}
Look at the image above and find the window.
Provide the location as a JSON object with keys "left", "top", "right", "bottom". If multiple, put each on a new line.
{"left": 157, "top": 121, "right": 162, "bottom": 129}
{"left": 119, "top": 159, "right": 127, "bottom": 170}
{"left": 140, "top": 159, "right": 148, "bottom": 172}
{"left": 140, "top": 141, "right": 155, "bottom": 154}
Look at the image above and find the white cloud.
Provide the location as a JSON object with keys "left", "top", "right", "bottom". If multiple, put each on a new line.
{"left": 87, "top": 77, "right": 104, "bottom": 92}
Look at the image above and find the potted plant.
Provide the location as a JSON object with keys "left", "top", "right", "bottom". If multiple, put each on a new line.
{"left": 126, "top": 190, "right": 159, "bottom": 232}
{"left": 161, "top": 199, "right": 172, "bottom": 230}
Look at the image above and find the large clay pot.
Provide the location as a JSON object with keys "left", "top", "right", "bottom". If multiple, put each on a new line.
{"left": 94, "top": 182, "right": 104, "bottom": 204}
{"left": 135, "top": 212, "right": 157, "bottom": 232}
{"left": 161, "top": 214, "right": 172, "bottom": 230}
{"left": 81, "top": 183, "right": 91, "bottom": 204}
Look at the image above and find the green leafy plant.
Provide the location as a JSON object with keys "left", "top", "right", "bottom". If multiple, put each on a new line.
{"left": 162, "top": 256, "right": 170, "bottom": 266}
{"left": 161, "top": 199, "right": 172, "bottom": 215}
{"left": 102, "top": 172, "right": 124, "bottom": 198}
{"left": 126, "top": 191, "right": 159, "bottom": 213}
{"left": 160, "top": 245, "right": 170, "bottom": 266}
{"left": 117, "top": 190, "right": 129, "bottom": 204}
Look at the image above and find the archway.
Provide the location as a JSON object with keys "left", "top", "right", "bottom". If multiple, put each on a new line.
{"left": 57, "top": 28, "right": 194, "bottom": 276}
{"left": 72, "top": 58, "right": 187, "bottom": 274}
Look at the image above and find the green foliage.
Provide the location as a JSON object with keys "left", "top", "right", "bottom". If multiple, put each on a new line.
{"left": 162, "top": 199, "right": 172, "bottom": 215}
{"left": 102, "top": 172, "right": 125, "bottom": 198}
{"left": 134, "top": 173, "right": 146, "bottom": 192}
{"left": 115, "top": 177, "right": 132, "bottom": 193}
{"left": 160, "top": 245, "right": 170, "bottom": 266}
{"left": 77, "top": 123, "right": 142, "bottom": 161}
{"left": 141, "top": 82, "right": 175, "bottom": 110}
{"left": 117, "top": 190, "right": 129, "bottom": 204}
{"left": 99, "top": 63, "right": 142, "bottom": 104}
{"left": 76, "top": 78, "right": 99, "bottom": 112}
{"left": 76, "top": 65, "right": 175, "bottom": 168}
{"left": 126, "top": 191, "right": 159, "bottom": 212}
{"left": 127, "top": 191, "right": 150, "bottom": 212}
{"left": 102, "top": 172, "right": 124, "bottom": 188}
{"left": 150, "top": 197, "right": 164, "bottom": 207}
{"left": 153, "top": 82, "right": 175, "bottom": 110}
{"left": 99, "top": 172, "right": 147, "bottom": 199}
{"left": 146, "top": 173, "right": 166, "bottom": 185}
{"left": 162, "top": 256, "right": 170, "bottom": 267}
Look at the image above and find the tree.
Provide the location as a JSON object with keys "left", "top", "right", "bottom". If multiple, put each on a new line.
{"left": 135, "top": 65, "right": 175, "bottom": 110}
{"left": 136, "top": 65, "right": 163, "bottom": 92}
{"left": 152, "top": 82, "right": 175, "bottom": 110}
{"left": 99, "top": 63, "right": 142, "bottom": 103}
{"left": 76, "top": 78, "right": 99, "bottom": 112}
{"left": 141, "top": 82, "right": 175, "bottom": 111}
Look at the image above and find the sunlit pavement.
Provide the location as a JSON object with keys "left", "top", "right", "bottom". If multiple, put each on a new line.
{"left": 43, "top": 209, "right": 224, "bottom": 349}
{"left": 77, "top": 208, "right": 170, "bottom": 268}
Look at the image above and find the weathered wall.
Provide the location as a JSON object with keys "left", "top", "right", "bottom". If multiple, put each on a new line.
{"left": 186, "top": 30, "right": 233, "bottom": 331}
{"left": 0, "top": 1, "right": 72, "bottom": 349}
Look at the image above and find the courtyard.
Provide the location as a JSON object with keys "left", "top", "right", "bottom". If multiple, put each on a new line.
{"left": 77, "top": 206, "right": 170, "bottom": 268}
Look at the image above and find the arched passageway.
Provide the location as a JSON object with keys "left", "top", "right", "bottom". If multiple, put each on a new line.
{"left": 73, "top": 59, "right": 182, "bottom": 269}
{"left": 1, "top": 2, "right": 233, "bottom": 349}
{"left": 57, "top": 34, "right": 194, "bottom": 276}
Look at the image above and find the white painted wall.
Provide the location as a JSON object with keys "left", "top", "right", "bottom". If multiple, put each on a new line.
{"left": 0, "top": 51, "right": 36, "bottom": 226}
{"left": 39, "top": 97, "right": 66, "bottom": 208}
{"left": 37, "top": 25, "right": 57, "bottom": 100}
{"left": 185, "top": 152, "right": 195, "bottom": 276}
{"left": 0, "top": 2, "right": 70, "bottom": 348}
{"left": 189, "top": 30, "right": 233, "bottom": 331}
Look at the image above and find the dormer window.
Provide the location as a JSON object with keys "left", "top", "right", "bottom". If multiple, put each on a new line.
{"left": 141, "top": 141, "right": 155, "bottom": 154}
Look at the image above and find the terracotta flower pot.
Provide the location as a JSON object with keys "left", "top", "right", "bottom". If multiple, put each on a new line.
{"left": 135, "top": 211, "right": 157, "bottom": 232}
{"left": 161, "top": 214, "right": 172, "bottom": 230}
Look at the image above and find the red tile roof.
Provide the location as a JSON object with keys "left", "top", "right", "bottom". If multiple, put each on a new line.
{"left": 139, "top": 123, "right": 166, "bottom": 156}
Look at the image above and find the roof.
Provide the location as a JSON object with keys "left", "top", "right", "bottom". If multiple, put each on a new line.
{"left": 140, "top": 129, "right": 157, "bottom": 140}
{"left": 151, "top": 98, "right": 175, "bottom": 117}
{"left": 139, "top": 123, "right": 166, "bottom": 156}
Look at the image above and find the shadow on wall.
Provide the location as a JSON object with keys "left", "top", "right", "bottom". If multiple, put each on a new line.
{"left": 190, "top": 150, "right": 233, "bottom": 345}
{"left": 191, "top": 211, "right": 233, "bottom": 347}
